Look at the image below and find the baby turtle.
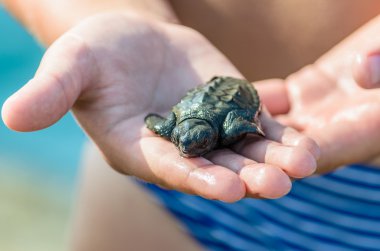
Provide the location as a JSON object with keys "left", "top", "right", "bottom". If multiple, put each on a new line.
{"left": 145, "top": 76, "right": 265, "bottom": 157}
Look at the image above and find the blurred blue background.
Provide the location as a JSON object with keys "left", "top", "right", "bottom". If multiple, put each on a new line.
{"left": 0, "top": 6, "right": 85, "bottom": 251}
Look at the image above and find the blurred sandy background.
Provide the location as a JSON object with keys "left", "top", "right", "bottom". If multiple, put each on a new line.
{"left": 0, "top": 6, "right": 85, "bottom": 251}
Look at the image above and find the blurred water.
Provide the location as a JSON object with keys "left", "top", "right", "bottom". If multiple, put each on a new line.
{"left": 0, "top": 7, "right": 85, "bottom": 184}
{"left": 0, "top": 6, "right": 85, "bottom": 251}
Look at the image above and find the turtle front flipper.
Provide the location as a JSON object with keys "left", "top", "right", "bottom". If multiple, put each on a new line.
{"left": 144, "top": 112, "right": 176, "bottom": 140}
{"left": 221, "top": 110, "right": 265, "bottom": 146}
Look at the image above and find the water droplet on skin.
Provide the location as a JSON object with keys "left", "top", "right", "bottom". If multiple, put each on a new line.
{"left": 189, "top": 170, "right": 217, "bottom": 185}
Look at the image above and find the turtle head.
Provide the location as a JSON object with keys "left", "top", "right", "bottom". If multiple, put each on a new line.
{"left": 172, "top": 119, "right": 218, "bottom": 157}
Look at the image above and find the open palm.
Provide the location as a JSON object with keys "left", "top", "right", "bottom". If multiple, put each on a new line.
{"left": 2, "top": 13, "right": 319, "bottom": 201}
{"left": 257, "top": 46, "right": 380, "bottom": 174}
{"left": 284, "top": 61, "right": 380, "bottom": 173}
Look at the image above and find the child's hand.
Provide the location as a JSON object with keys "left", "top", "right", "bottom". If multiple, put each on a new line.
{"left": 255, "top": 15, "right": 380, "bottom": 173}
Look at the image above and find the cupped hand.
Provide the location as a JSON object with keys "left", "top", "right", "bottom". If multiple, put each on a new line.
{"left": 256, "top": 28, "right": 380, "bottom": 174}
{"left": 2, "top": 12, "right": 319, "bottom": 201}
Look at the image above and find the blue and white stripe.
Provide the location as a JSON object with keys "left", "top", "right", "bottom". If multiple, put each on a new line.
{"left": 142, "top": 164, "right": 380, "bottom": 251}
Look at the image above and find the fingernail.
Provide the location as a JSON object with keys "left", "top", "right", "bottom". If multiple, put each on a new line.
{"left": 368, "top": 54, "right": 380, "bottom": 85}
{"left": 353, "top": 53, "right": 380, "bottom": 88}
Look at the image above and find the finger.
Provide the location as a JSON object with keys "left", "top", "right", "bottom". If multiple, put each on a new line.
{"left": 253, "top": 79, "right": 290, "bottom": 115}
{"left": 2, "top": 33, "right": 94, "bottom": 131}
{"left": 205, "top": 149, "right": 292, "bottom": 199}
{"left": 353, "top": 53, "right": 380, "bottom": 89}
{"left": 261, "top": 113, "right": 320, "bottom": 159}
{"left": 233, "top": 137, "right": 317, "bottom": 178}
{"left": 239, "top": 164, "right": 292, "bottom": 199}
{"left": 137, "top": 137, "right": 246, "bottom": 202}
{"left": 204, "top": 148, "right": 256, "bottom": 173}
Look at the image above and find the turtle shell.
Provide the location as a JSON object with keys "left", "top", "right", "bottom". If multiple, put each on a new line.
{"left": 173, "top": 76, "right": 261, "bottom": 127}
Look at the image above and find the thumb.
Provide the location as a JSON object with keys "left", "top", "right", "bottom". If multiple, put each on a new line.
{"left": 253, "top": 79, "right": 290, "bottom": 115}
{"left": 2, "top": 34, "right": 94, "bottom": 132}
{"left": 353, "top": 53, "right": 380, "bottom": 89}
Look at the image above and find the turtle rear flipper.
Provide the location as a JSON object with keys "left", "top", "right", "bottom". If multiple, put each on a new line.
{"left": 144, "top": 112, "right": 176, "bottom": 140}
